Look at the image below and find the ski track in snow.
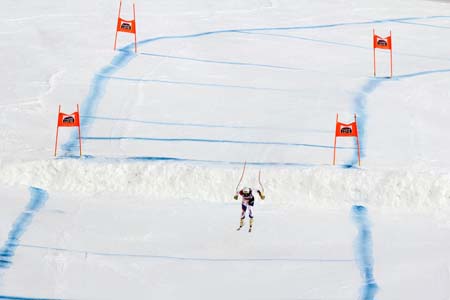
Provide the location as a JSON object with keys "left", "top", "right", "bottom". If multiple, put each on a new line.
{"left": 392, "top": 19, "right": 450, "bottom": 29}
{"left": 58, "top": 154, "right": 318, "bottom": 167}
{"left": 81, "top": 136, "right": 356, "bottom": 150}
{"left": 395, "top": 67, "right": 450, "bottom": 79}
{"left": 103, "top": 74, "right": 303, "bottom": 93}
{"left": 81, "top": 115, "right": 331, "bottom": 133}
{"left": 16, "top": 244, "right": 354, "bottom": 263}
{"left": 241, "top": 30, "right": 450, "bottom": 63}
{"left": 140, "top": 52, "right": 306, "bottom": 71}
{"left": 62, "top": 15, "right": 450, "bottom": 162}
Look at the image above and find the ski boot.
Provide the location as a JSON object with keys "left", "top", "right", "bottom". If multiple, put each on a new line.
{"left": 249, "top": 218, "right": 254, "bottom": 232}
{"left": 237, "top": 218, "right": 244, "bottom": 231}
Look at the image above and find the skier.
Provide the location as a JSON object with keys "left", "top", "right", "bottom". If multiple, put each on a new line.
{"left": 234, "top": 187, "right": 265, "bottom": 232}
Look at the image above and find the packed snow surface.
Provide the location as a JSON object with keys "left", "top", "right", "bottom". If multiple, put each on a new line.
{"left": 1, "top": 0, "right": 450, "bottom": 299}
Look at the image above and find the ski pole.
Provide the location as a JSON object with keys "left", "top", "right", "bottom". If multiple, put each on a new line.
{"left": 235, "top": 161, "right": 247, "bottom": 193}
{"left": 258, "top": 169, "right": 265, "bottom": 194}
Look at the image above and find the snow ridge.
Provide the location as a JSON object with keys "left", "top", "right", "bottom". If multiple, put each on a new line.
{"left": 0, "top": 160, "right": 449, "bottom": 215}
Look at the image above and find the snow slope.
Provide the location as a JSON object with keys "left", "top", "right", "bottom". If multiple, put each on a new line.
{"left": 1, "top": 0, "right": 450, "bottom": 299}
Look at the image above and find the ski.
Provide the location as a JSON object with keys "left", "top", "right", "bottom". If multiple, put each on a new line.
{"left": 236, "top": 223, "right": 252, "bottom": 232}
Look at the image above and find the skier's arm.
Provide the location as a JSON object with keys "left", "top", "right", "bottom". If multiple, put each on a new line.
{"left": 234, "top": 189, "right": 244, "bottom": 200}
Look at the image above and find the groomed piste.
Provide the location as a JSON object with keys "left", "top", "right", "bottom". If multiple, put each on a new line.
{"left": 1, "top": 0, "right": 450, "bottom": 299}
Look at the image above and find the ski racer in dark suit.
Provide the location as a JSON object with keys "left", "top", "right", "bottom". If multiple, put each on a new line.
{"left": 234, "top": 187, "right": 265, "bottom": 231}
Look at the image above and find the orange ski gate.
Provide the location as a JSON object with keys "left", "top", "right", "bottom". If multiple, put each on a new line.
{"left": 373, "top": 29, "right": 393, "bottom": 78}
{"left": 54, "top": 104, "right": 82, "bottom": 157}
{"left": 333, "top": 114, "right": 361, "bottom": 166}
{"left": 114, "top": 1, "right": 137, "bottom": 53}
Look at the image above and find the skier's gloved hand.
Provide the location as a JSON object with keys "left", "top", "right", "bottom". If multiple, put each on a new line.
{"left": 233, "top": 194, "right": 238, "bottom": 200}
{"left": 257, "top": 190, "right": 265, "bottom": 200}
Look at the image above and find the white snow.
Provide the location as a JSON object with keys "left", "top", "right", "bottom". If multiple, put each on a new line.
{"left": 1, "top": 0, "right": 450, "bottom": 299}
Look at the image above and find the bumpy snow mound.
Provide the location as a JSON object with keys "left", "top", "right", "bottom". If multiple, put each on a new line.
{"left": 0, "top": 159, "right": 449, "bottom": 214}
